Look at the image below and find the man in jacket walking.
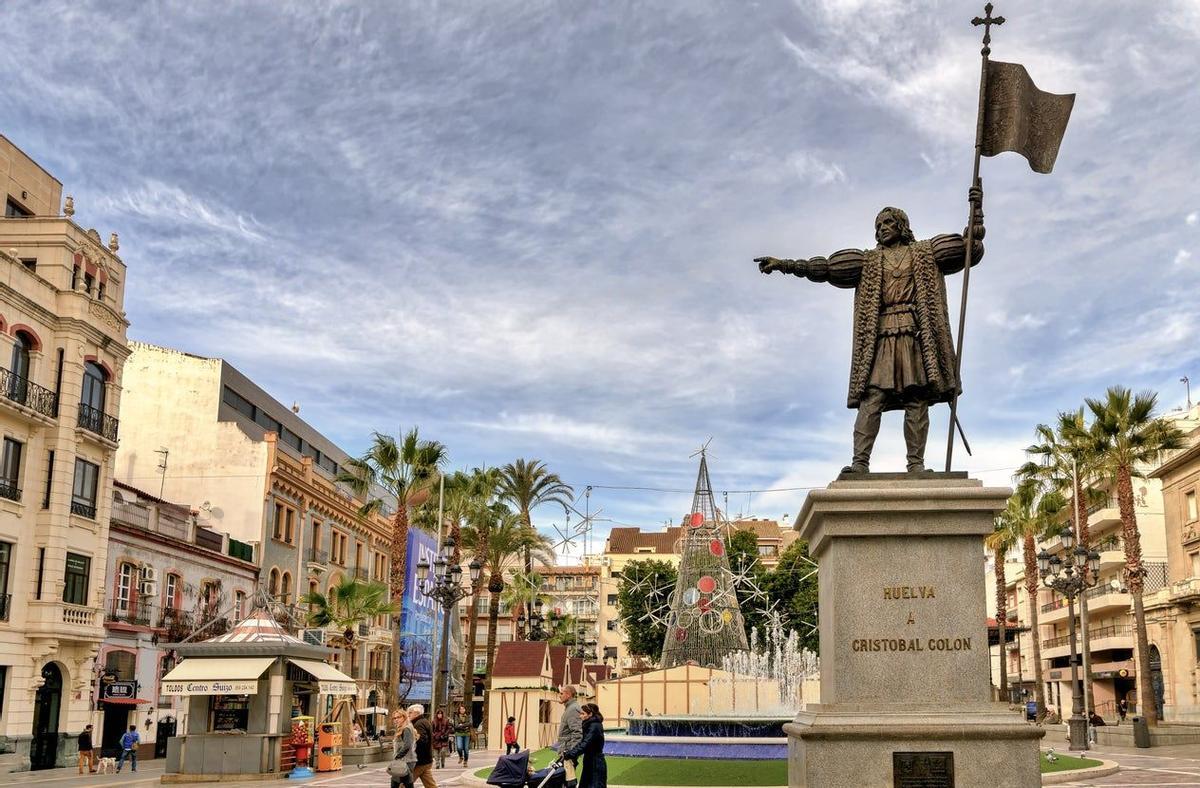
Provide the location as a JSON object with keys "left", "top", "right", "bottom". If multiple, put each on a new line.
{"left": 554, "top": 686, "right": 582, "bottom": 788}
{"left": 77, "top": 725, "right": 96, "bottom": 773}
{"left": 116, "top": 725, "right": 140, "bottom": 773}
{"left": 409, "top": 705, "right": 437, "bottom": 788}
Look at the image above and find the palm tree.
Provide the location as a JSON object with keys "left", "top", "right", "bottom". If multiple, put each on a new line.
{"left": 1018, "top": 409, "right": 1105, "bottom": 713}
{"left": 301, "top": 578, "right": 399, "bottom": 671}
{"left": 502, "top": 569, "right": 549, "bottom": 639}
{"left": 497, "top": 459, "right": 574, "bottom": 621}
{"left": 1004, "top": 480, "right": 1065, "bottom": 722}
{"left": 338, "top": 428, "right": 447, "bottom": 704}
{"left": 451, "top": 469, "right": 502, "bottom": 705}
{"left": 985, "top": 514, "right": 1019, "bottom": 702}
{"left": 1085, "top": 387, "right": 1185, "bottom": 725}
{"left": 475, "top": 512, "right": 553, "bottom": 727}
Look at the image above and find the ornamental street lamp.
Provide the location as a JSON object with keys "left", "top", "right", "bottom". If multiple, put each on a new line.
{"left": 417, "top": 538, "right": 481, "bottom": 714}
{"left": 1038, "top": 527, "right": 1100, "bottom": 752}
{"left": 517, "top": 600, "right": 550, "bottom": 641}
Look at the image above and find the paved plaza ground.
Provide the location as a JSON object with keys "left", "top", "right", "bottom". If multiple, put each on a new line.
{"left": 0, "top": 743, "right": 1197, "bottom": 787}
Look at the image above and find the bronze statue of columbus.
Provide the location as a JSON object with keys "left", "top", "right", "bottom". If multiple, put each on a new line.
{"left": 755, "top": 189, "right": 984, "bottom": 474}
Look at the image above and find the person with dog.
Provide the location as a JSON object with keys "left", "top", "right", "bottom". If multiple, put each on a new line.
{"left": 77, "top": 724, "right": 96, "bottom": 773}
{"left": 115, "top": 724, "right": 140, "bottom": 773}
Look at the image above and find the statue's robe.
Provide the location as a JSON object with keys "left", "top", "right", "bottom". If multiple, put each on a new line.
{"left": 797, "top": 234, "right": 983, "bottom": 410}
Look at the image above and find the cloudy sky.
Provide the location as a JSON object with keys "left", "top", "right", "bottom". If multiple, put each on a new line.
{"left": 4, "top": 0, "right": 1198, "bottom": 558}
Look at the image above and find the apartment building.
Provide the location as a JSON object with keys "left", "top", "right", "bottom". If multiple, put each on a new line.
{"left": 729, "top": 518, "right": 799, "bottom": 569}
{"left": 541, "top": 565, "right": 599, "bottom": 659}
{"left": 0, "top": 136, "right": 130, "bottom": 771}
{"left": 985, "top": 406, "right": 1200, "bottom": 718}
{"left": 114, "top": 342, "right": 395, "bottom": 714}
{"left": 98, "top": 481, "right": 257, "bottom": 761}
{"left": 1146, "top": 404, "right": 1200, "bottom": 722}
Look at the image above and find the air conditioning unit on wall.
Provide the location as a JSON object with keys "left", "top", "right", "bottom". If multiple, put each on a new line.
{"left": 302, "top": 628, "right": 326, "bottom": 646}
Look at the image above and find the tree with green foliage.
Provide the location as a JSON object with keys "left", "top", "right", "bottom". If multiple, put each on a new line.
{"left": 616, "top": 559, "right": 678, "bottom": 663}
{"left": 1085, "top": 387, "right": 1185, "bottom": 725}
{"left": 337, "top": 428, "right": 446, "bottom": 704}
{"left": 756, "top": 540, "right": 820, "bottom": 654}
{"left": 301, "top": 578, "right": 399, "bottom": 666}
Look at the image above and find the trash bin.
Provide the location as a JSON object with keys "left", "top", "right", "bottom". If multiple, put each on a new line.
{"left": 1132, "top": 716, "right": 1151, "bottom": 748}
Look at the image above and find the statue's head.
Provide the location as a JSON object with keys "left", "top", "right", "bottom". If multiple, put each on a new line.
{"left": 875, "top": 207, "right": 915, "bottom": 247}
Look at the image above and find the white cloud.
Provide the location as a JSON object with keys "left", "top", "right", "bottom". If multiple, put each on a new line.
{"left": 1187, "top": 212, "right": 1198, "bottom": 226}
{"left": 1175, "top": 249, "right": 1192, "bottom": 265}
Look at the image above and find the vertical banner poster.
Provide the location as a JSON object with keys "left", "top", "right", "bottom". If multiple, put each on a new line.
{"left": 397, "top": 528, "right": 441, "bottom": 704}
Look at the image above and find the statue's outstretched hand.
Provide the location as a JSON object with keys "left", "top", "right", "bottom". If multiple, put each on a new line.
{"left": 755, "top": 256, "right": 784, "bottom": 274}
{"left": 966, "top": 186, "right": 985, "bottom": 239}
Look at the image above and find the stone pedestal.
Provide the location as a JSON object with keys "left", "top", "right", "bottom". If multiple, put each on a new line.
{"left": 786, "top": 474, "right": 1044, "bottom": 788}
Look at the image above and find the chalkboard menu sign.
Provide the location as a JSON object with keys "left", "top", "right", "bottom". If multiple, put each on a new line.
{"left": 894, "top": 751, "right": 954, "bottom": 788}
{"left": 210, "top": 695, "right": 250, "bottom": 732}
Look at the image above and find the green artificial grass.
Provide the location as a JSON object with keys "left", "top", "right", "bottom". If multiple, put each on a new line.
{"left": 1040, "top": 752, "right": 1102, "bottom": 773}
{"left": 475, "top": 747, "right": 787, "bottom": 786}
{"left": 474, "top": 747, "right": 1098, "bottom": 784}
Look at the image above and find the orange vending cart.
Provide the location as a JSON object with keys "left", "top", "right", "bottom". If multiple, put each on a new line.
{"left": 316, "top": 721, "right": 342, "bottom": 772}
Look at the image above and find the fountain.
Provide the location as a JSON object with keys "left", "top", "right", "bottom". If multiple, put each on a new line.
{"left": 604, "top": 615, "right": 819, "bottom": 760}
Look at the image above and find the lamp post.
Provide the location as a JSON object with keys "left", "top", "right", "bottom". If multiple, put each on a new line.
{"left": 1038, "top": 528, "right": 1100, "bottom": 751}
{"left": 517, "top": 600, "right": 550, "bottom": 641}
{"left": 416, "top": 538, "right": 481, "bottom": 714}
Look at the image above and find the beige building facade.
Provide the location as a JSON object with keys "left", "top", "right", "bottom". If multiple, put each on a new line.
{"left": 1147, "top": 405, "right": 1200, "bottom": 722}
{"left": 0, "top": 135, "right": 130, "bottom": 770}
{"left": 114, "top": 342, "right": 396, "bottom": 717}
{"left": 985, "top": 405, "right": 1200, "bottom": 720}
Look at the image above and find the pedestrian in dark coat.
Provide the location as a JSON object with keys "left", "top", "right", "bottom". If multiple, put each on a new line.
{"left": 562, "top": 703, "right": 606, "bottom": 788}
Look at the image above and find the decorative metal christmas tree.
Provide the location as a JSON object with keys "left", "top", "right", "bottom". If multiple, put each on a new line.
{"left": 659, "top": 447, "right": 750, "bottom": 668}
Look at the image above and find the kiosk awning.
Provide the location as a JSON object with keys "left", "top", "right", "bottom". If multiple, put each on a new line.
{"left": 288, "top": 658, "right": 357, "bottom": 695}
{"left": 160, "top": 657, "right": 276, "bottom": 696}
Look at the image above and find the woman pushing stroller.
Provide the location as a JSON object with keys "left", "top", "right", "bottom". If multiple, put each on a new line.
{"left": 559, "top": 703, "right": 606, "bottom": 788}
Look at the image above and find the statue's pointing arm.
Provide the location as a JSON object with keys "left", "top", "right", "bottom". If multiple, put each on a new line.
{"left": 755, "top": 248, "right": 864, "bottom": 289}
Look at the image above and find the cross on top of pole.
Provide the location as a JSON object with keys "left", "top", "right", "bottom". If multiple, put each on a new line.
{"left": 972, "top": 3, "right": 1005, "bottom": 55}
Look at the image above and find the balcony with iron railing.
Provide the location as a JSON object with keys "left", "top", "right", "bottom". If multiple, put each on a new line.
{"left": 0, "top": 367, "right": 58, "bottom": 419}
{"left": 354, "top": 567, "right": 369, "bottom": 581}
{"left": 369, "top": 668, "right": 386, "bottom": 682}
{"left": 1042, "top": 624, "right": 1133, "bottom": 658}
{"left": 71, "top": 499, "right": 96, "bottom": 519}
{"left": 0, "top": 478, "right": 20, "bottom": 503}
{"left": 305, "top": 547, "right": 328, "bottom": 565}
{"left": 77, "top": 402, "right": 119, "bottom": 442}
{"left": 107, "top": 599, "right": 153, "bottom": 627}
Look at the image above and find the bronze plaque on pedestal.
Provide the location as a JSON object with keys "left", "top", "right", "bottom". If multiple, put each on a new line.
{"left": 894, "top": 751, "right": 954, "bottom": 787}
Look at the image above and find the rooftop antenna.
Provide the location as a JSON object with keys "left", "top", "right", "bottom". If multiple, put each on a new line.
{"left": 1183, "top": 376, "right": 1192, "bottom": 409}
{"left": 155, "top": 447, "right": 169, "bottom": 499}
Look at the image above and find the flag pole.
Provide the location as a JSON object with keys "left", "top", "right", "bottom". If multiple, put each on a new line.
{"left": 944, "top": 3, "right": 1004, "bottom": 472}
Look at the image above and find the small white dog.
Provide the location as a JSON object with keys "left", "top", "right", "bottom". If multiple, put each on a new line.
{"left": 96, "top": 757, "right": 117, "bottom": 774}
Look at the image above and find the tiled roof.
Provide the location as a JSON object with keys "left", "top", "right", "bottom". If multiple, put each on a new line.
{"left": 583, "top": 664, "right": 612, "bottom": 685}
{"left": 568, "top": 657, "right": 584, "bottom": 686}
{"left": 549, "top": 645, "right": 569, "bottom": 687}
{"left": 605, "top": 527, "right": 683, "bottom": 555}
{"left": 491, "top": 641, "right": 550, "bottom": 679}
{"left": 730, "top": 519, "right": 784, "bottom": 539}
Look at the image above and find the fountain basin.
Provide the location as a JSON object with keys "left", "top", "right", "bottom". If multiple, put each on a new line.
{"left": 608, "top": 715, "right": 789, "bottom": 760}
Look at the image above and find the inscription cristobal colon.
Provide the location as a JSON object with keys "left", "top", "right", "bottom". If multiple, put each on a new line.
{"left": 851, "top": 637, "right": 972, "bottom": 652}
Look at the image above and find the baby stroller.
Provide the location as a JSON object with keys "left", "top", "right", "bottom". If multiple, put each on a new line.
{"left": 486, "top": 751, "right": 568, "bottom": 788}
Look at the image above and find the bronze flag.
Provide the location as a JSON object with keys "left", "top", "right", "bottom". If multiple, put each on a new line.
{"left": 981, "top": 60, "right": 1075, "bottom": 174}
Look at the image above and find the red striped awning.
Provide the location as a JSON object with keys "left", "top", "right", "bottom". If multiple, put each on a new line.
{"left": 101, "top": 697, "right": 151, "bottom": 705}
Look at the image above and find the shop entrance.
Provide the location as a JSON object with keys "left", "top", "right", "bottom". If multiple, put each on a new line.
{"left": 30, "top": 663, "right": 63, "bottom": 770}
{"left": 101, "top": 705, "right": 131, "bottom": 758}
